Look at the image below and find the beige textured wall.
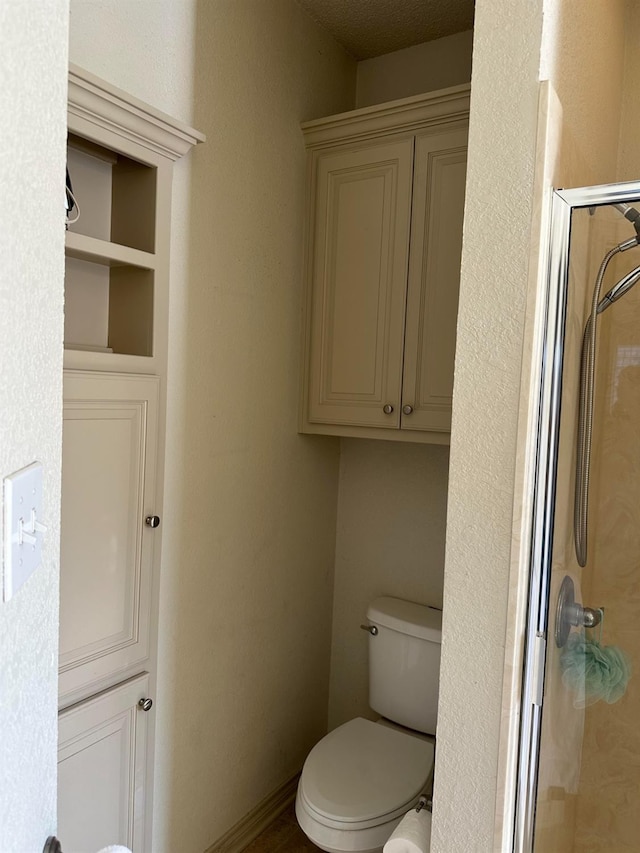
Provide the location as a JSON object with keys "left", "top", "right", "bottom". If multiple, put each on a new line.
{"left": 0, "top": 1, "right": 69, "bottom": 849}
{"left": 540, "top": 0, "right": 626, "bottom": 185}
{"left": 355, "top": 30, "right": 473, "bottom": 108}
{"left": 442, "top": 0, "right": 623, "bottom": 849}
{"left": 431, "top": 0, "right": 546, "bottom": 846}
{"left": 69, "top": 2, "right": 355, "bottom": 851}
{"left": 328, "top": 441, "right": 449, "bottom": 730}
{"left": 617, "top": 0, "right": 640, "bottom": 181}
{"left": 434, "top": 0, "right": 633, "bottom": 847}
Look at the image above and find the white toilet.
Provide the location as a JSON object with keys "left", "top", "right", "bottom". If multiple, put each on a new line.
{"left": 296, "top": 596, "right": 442, "bottom": 853}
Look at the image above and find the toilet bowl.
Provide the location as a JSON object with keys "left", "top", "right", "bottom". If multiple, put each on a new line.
{"left": 296, "top": 598, "right": 441, "bottom": 852}
{"left": 296, "top": 717, "right": 435, "bottom": 853}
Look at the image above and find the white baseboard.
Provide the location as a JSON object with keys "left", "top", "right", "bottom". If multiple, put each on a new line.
{"left": 204, "top": 773, "right": 300, "bottom": 853}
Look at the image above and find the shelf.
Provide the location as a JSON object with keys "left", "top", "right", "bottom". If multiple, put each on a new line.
{"left": 65, "top": 132, "right": 157, "bottom": 362}
{"left": 63, "top": 348, "right": 153, "bottom": 373}
{"left": 64, "top": 253, "right": 154, "bottom": 358}
{"left": 64, "top": 343, "right": 113, "bottom": 353}
{"left": 66, "top": 134, "right": 157, "bottom": 253}
{"left": 65, "top": 232, "right": 156, "bottom": 270}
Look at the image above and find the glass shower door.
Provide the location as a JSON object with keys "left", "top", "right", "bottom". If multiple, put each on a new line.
{"left": 516, "top": 183, "right": 640, "bottom": 853}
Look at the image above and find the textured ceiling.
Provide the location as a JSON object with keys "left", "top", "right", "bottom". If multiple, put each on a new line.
{"left": 296, "top": 0, "right": 475, "bottom": 60}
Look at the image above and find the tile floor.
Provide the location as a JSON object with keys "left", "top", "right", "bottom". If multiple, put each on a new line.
{"left": 242, "top": 801, "right": 322, "bottom": 852}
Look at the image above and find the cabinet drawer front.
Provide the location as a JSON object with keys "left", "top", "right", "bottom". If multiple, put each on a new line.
{"left": 307, "top": 139, "right": 413, "bottom": 428}
{"left": 60, "top": 372, "right": 159, "bottom": 704}
{"left": 402, "top": 125, "right": 468, "bottom": 433}
{"left": 58, "top": 674, "right": 149, "bottom": 853}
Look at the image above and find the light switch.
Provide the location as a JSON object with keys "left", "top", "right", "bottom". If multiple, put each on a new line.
{"left": 3, "top": 462, "right": 45, "bottom": 602}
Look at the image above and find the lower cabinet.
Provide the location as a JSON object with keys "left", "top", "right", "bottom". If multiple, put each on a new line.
{"left": 58, "top": 674, "right": 151, "bottom": 853}
{"left": 60, "top": 371, "right": 159, "bottom": 707}
{"left": 59, "top": 371, "right": 161, "bottom": 853}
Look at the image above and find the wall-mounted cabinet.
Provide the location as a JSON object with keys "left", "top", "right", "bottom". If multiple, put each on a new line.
{"left": 299, "top": 86, "right": 470, "bottom": 444}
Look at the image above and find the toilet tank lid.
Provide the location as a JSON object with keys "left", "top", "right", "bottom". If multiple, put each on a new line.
{"left": 367, "top": 597, "right": 442, "bottom": 643}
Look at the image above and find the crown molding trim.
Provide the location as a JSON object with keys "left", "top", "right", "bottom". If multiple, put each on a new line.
{"left": 302, "top": 83, "right": 470, "bottom": 149}
{"left": 68, "top": 63, "right": 205, "bottom": 161}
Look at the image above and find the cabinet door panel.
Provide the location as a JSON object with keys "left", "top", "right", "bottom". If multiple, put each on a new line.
{"left": 402, "top": 126, "right": 467, "bottom": 432}
{"left": 307, "top": 139, "right": 413, "bottom": 428}
{"left": 58, "top": 674, "right": 149, "bottom": 853}
{"left": 60, "top": 372, "right": 159, "bottom": 704}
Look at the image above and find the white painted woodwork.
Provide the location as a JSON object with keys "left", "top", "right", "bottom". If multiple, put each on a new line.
{"left": 64, "top": 257, "right": 111, "bottom": 350}
{"left": 64, "top": 139, "right": 158, "bottom": 360}
{"left": 60, "top": 372, "right": 159, "bottom": 706}
{"left": 64, "top": 63, "right": 204, "bottom": 373}
{"left": 59, "top": 64, "right": 202, "bottom": 852}
{"left": 301, "top": 86, "right": 471, "bottom": 148}
{"left": 58, "top": 674, "right": 150, "bottom": 853}
{"left": 67, "top": 142, "right": 113, "bottom": 242}
{"left": 67, "top": 63, "right": 205, "bottom": 163}
{"left": 307, "top": 139, "right": 414, "bottom": 428}
{"left": 294, "top": 419, "right": 451, "bottom": 444}
{"left": 301, "top": 87, "right": 470, "bottom": 443}
{"left": 401, "top": 127, "right": 468, "bottom": 432}
{"left": 65, "top": 231, "right": 157, "bottom": 269}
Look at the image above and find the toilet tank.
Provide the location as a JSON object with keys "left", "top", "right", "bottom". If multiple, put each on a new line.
{"left": 366, "top": 597, "right": 442, "bottom": 735}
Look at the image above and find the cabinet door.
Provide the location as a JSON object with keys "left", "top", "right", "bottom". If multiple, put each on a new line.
{"left": 402, "top": 126, "right": 468, "bottom": 432}
{"left": 58, "top": 674, "right": 150, "bottom": 853}
{"left": 59, "top": 371, "right": 159, "bottom": 705}
{"left": 307, "top": 138, "right": 414, "bottom": 428}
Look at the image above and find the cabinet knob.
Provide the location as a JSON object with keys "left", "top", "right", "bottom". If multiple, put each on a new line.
{"left": 402, "top": 404, "right": 414, "bottom": 415}
{"left": 382, "top": 404, "right": 394, "bottom": 414}
{"left": 138, "top": 697, "right": 153, "bottom": 712}
{"left": 145, "top": 515, "right": 161, "bottom": 528}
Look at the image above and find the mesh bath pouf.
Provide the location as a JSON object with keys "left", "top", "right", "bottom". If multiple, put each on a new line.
{"left": 560, "top": 629, "right": 631, "bottom": 708}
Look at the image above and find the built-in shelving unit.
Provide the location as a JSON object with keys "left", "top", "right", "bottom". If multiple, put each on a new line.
{"left": 64, "top": 126, "right": 158, "bottom": 365}
{"left": 58, "top": 63, "right": 204, "bottom": 853}
{"left": 63, "top": 64, "right": 204, "bottom": 374}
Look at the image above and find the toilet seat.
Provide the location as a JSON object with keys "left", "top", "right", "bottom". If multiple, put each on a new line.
{"left": 298, "top": 717, "right": 434, "bottom": 830}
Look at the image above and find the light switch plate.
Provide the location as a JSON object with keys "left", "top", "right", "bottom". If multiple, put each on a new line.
{"left": 3, "top": 462, "right": 44, "bottom": 601}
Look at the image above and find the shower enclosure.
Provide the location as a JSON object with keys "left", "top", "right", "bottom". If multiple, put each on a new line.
{"left": 515, "top": 181, "right": 640, "bottom": 852}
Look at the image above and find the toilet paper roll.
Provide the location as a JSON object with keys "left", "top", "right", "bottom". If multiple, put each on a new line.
{"left": 383, "top": 807, "right": 432, "bottom": 853}
{"left": 96, "top": 846, "right": 132, "bottom": 853}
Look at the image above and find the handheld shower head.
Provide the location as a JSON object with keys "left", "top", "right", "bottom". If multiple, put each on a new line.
{"left": 596, "top": 264, "right": 640, "bottom": 314}
{"left": 613, "top": 202, "right": 640, "bottom": 238}
{"left": 575, "top": 238, "right": 640, "bottom": 567}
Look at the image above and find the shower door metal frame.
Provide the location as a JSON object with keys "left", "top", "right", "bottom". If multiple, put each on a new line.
{"left": 512, "top": 179, "right": 640, "bottom": 853}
